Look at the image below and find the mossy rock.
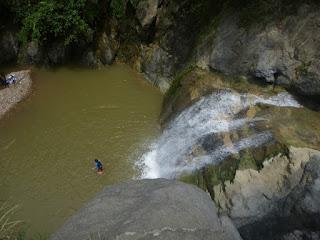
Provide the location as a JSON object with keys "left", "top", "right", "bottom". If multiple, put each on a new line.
{"left": 180, "top": 140, "right": 289, "bottom": 200}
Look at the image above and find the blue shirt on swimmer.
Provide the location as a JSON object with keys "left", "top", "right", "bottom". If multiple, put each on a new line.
{"left": 95, "top": 159, "right": 103, "bottom": 170}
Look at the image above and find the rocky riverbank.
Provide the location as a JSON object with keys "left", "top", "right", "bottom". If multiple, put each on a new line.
{"left": 0, "top": 70, "right": 32, "bottom": 120}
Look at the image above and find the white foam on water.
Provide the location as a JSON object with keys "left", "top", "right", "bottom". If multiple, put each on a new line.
{"left": 138, "top": 91, "right": 301, "bottom": 179}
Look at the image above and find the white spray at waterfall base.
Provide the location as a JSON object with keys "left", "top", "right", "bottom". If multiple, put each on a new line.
{"left": 138, "top": 90, "right": 301, "bottom": 179}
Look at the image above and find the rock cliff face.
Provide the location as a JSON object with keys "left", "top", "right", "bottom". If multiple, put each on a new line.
{"left": 51, "top": 179, "right": 242, "bottom": 240}
{"left": 1, "top": 1, "right": 320, "bottom": 97}
{"left": 195, "top": 4, "right": 320, "bottom": 97}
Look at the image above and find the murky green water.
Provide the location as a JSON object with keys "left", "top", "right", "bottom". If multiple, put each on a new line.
{"left": 0, "top": 64, "right": 162, "bottom": 238}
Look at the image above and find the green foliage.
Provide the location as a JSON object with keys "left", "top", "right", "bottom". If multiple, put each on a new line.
{"left": 110, "top": 0, "right": 140, "bottom": 18}
{"left": 5, "top": 0, "right": 97, "bottom": 45}
{"left": 110, "top": 0, "right": 128, "bottom": 18}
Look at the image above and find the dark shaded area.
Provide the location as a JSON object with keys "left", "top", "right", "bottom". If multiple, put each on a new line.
{"left": 227, "top": 0, "right": 320, "bottom": 27}
{"left": 288, "top": 90, "right": 320, "bottom": 111}
{"left": 158, "top": 0, "right": 223, "bottom": 71}
{"left": 239, "top": 214, "right": 320, "bottom": 240}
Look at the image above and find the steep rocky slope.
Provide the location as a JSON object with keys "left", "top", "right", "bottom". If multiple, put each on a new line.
{"left": 195, "top": 4, "right": 320, "bottom": 97}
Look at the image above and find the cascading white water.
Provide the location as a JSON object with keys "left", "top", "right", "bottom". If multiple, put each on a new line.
{"left": 138, "top": 90, "right": 301, "bottom": 179}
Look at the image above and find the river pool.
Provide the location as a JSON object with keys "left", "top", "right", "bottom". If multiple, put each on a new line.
{"left": 0, "top": 64, "right": 162, "bottom": 238}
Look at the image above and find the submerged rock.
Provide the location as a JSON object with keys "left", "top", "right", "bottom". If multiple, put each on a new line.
{"left": 51, "top": 179, "right": 242, "bottom": 240}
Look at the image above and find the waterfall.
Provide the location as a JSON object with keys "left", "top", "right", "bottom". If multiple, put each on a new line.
{"left": 138, "top": 90, "right": 301, "bottom": 179}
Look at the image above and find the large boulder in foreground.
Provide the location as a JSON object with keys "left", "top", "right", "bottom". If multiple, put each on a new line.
{"left": 51, "top": 179, "right": 242, "bottom": 240}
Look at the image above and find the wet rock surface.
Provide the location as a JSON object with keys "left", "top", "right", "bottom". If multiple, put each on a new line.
{"left": 51, "top": 179, "right": 242, "bottom": 240}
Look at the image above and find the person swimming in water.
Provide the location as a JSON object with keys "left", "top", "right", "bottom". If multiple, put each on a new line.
{"left": 94, "top": 159, "right": 103, "bottom": 173}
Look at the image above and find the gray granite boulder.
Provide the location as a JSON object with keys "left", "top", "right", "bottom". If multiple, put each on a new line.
{"left": 51, "top": 179, "right": 242, "bottom": 240}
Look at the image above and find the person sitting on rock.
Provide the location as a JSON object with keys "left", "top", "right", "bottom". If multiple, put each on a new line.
{"left": 0, "top": 73, "right": 16, "bottom": 86}
{"left": 6, "top": 74, "right": 17, "bottom": 85}
{"left": 94, "top": 159, "right": 104, "bottom": 173}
